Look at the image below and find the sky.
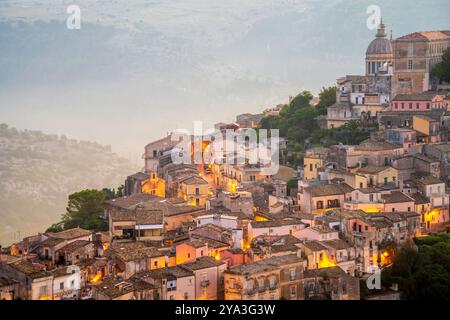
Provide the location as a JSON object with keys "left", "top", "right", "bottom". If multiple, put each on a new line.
{"left": 0, "top": 0, "right": 449, "bottom": 165}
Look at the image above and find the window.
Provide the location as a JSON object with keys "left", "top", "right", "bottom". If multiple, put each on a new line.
{"left": 153, "top": 150, "right": 157, "bottom": 157}
{"left": 384, "top": 177, "right": 388, "bottom": 185}
{"left": 426, "top": 103, "right": 430, "bottom": 109}
{"left": 200, "top": 250, "right": 204, "bottom": 256}
{"left": 39, "top": 285, "right": 48, "bottom": 297}
{"left": 393, "top": 176, "right": 396, "bottom": 183}
{"left": 154, "top": 261, "right": 158, "bottom": 267}
{"left": 416, "top": 103, "right": 420, "bottom": 109}
{"left": 408, "top": 207, "right": 411, "bottom": 212}
{"left": 408, "top": 59, "right": 413, "bottom": 70}
{"left": 369, "top": 194, "right": 374, "bottom": 202}
{"left": 269, "top": 277, "right": 276, "bottom": 289}
{"left": 316, "top": 201, "right": 323, "bottom": 209}
{"left": 360, "top": 182, "right": 363, "bottom": 188}
{"left": 196, "top": 198, "right": 200, "bottom": 206}
{"left": 59, "top": 282, "right": 64, "bottom": 290}
{"left": 258, "top": 278, "right": 265, "bottom": 291}
{"left": 195, "top": 187, "right": 200, "bottom": 195}
{"left": 291, "top": 286, "right": 297, "bottom": 297}
{"left": 290, "top": 269, "right": 296, "bottom": 281}
{"left": 309, "top": 163, "right": 313, "bottom": 172}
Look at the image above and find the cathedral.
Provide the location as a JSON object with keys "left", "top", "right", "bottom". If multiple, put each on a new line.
{"left": 325, "top": 20, "right": 450, "bottom": 130}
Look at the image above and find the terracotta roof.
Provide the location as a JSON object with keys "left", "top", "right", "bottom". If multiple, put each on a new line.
{"left": 181, "top": 256, "right": 225, "bottom": 271}
{"left": 134, "top": 266, "right": 194, "bottom": 280}
{"left": 110, "top": 209, "right": 163, "bottom": 225}
{"left": 304, "top": 183, "right": 354, "bottom": 197}
{"left": 409, "top": 193, "right": 430, "bottom": 205}
{"left": 396, "top": 31, "right": 450, "bottom": 41}
{"left": 114, "top": 246, "right": 165, "bottom": 262}
{"left": 302, "top": 241, "right": 328, "bottom": 252}
{"left": 321, "top": 239, "right": 352, "bottom": 250}
{"left": 39, "top": 237, "right": 66, "bottom": 248}
{"left": 104, "top": 194, "right": 160, "bottom": 210}
{"left": 250, "top": 218, "right": 304, "bottom": 229}
{"left": 381, "top": 191, "right": 414, "bottom": 204}
{"left": 7, "top": 260, "right": 51, "bottom": 279}
{"left": 56, "top": 240, "right": 92, "bottom": 254}
{"left": 303, "top": 266, "right": 347, "bottom": 279}
{"left": 393, "top": 91, "right": 445, "bottom": 101}
{"left": 46, "top": 227, "right": 92, "bottom": 241}
{"left": 413, "top": 175, "right": 444, "bottom": 186}
{"left": 357, "top": 165, "right": 392, "bottom": 174}
{"left": 225, "top": 254, "right": 302, "bottom": 276}
{"left": 355, "top": 140, "right": 402, "bottom": 151}
{"left": 179, "top": 175, "right": 208, "bottom": 185}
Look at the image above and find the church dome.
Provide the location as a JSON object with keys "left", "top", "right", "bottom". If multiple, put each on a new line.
{"left": 366, "top": 38, "right": 392, "bottom": 55}
{"left": 366, "top": 21, "right": 392, "bottom": 56}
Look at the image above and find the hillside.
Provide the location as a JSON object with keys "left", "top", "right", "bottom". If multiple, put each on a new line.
{"left": 0, "top": 124, "right": 139, "bottom": 246}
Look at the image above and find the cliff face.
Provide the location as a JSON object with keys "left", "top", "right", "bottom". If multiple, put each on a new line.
{"left": 0, "top": 124, "right": 139, "bottom": 246}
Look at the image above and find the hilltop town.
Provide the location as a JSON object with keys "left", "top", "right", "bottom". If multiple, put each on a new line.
{"left": 1, "top": 23, "right": 450, "bottom": 301}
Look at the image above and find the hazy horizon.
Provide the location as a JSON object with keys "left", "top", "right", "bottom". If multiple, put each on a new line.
{"left": 1, "top": 0, "right": 449, "bottom": 166}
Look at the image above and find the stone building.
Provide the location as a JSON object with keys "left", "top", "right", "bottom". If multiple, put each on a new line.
{"left": 392, "top": 30, "right": 450, "bottom": 96}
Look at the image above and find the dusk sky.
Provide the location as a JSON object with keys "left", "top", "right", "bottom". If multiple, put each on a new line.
{"left": 1, "top": 0, "right": 449, "bottom": 165}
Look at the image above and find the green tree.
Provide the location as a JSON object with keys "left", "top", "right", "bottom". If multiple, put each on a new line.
{"left": 316, "top": 86, "right": 337, "bottom": 115}
{"left": 289, "top": 90, "right": 313, "bottom": 110}
{"left": 61, "top": 189, "right": 108, "bottom": 231}
{"left": 382, "top": 234, "right": 450, "bottom": 300}
{"left": 431, "top": 47, "right": 450, "bottom": 83}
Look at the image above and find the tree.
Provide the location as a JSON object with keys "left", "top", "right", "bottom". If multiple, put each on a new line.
{"left": 316, "top": 86, "right": 337, "bottom": 115}
{"left": 431, "top": 47, "right": 450, "bottom": 83}
{"left": 61, "top": 189, "right": 108, "bottom": 231}
{"left": 289, "top": 90, "right": 313, "bottom": 110}
{"left": 45, "top": 222, "right": 64, "bottom": 233}
{"left": 382, "top": 234, "right": 450, "bottom": 300}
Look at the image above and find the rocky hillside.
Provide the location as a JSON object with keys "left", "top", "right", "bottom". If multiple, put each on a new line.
{"left": 0, "top": 124, "right": 139, "bottom": 246}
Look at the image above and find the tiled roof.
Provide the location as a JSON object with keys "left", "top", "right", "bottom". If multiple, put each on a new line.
{"left": 8, "top": 260, "right": 51, "bottom": 279}
{"left": 392, "top": 92, "right": 445, "bottom": 101}
{"left": 225, "top": 254, "right": 302, "bottom": 276}
{"left": 181, "top": 256, "right": 225, "bottom": 271}
{"left": 381, "top": 191, "right": 414, "bottom": 204}
{"left": 357, "top": 165, "right": 392, "bottom": 174}
{"left": 355, "top": 140, "right": 402, "bottom": 151}
{"left": 304, "top": 183, "right": 354, "bottom": 197}
{"left": 302, "top": 241, "right": 328, "bottom": 252}
{"left": 179, "top": 175, "right": 208, "bottom": 185}
{"left": 396, "top": 31, "right": 450, "bottom": 41}
{"left": 110, "top": 209, "right": 163, "bottom": 225}
{"left": 104, "top": 194, "right": 160, "bottom": 210}
{"left": 46, "top": 227, "right": 92, "bottom": 241}
{"left": 56, "top": 240, "right": 92, "bottom": 254}
{"left": 413, "top": 175, "right": 444, "bottom": 186}
{"left": 409, "top": 193, "right": 429, "bottom": 205}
